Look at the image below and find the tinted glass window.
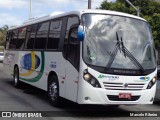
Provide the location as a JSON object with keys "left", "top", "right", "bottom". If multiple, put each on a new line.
{"left": 65, "top": 16, "right": 79, "bottom": 42}
{"left": 67, "top": 27, "right": 80, "bottom": 69}
{"left": 6, "top": 32, "right": 9, "bottom": 42}
{"left": 63, "top": 16, "right": 79, "bottom": 56}
{"left": 9, "top": 29, "right": 18, "bottom": 49}
{"left": 5, "top": 31, "right": 11, "bottom": 49}
{"left": 47, "top": 20, "right": 62, "bottom": 49}
{"left": 25, "top": 24, "right": 37, "bottom": 49}
{"left": 17, "top": 27, "right": 26, "bottom": 49}
{"left": 35, "top": 22, "right": 49, "bottom": 49}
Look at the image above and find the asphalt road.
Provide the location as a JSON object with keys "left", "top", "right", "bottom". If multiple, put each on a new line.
{"left": 0, "top": 63, "right": 160, "bottom": 120}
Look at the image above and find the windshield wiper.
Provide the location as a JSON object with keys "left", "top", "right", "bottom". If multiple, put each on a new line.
{"left": 105, "top": 32, "right": 120, "bottom": 71}
{"left": 120, "top": 37, "right": 145, "bottom": 72}
{"left": 105, "top": 32, "right": 145, "bottom": 73}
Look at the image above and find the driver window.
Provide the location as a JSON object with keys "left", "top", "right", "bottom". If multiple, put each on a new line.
{"left": 67, "top": 27, "right": 80, "bottom": 70}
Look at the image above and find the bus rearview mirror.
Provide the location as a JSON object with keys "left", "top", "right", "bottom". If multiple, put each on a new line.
{"left": 77, "top": 25, "right": 85, "bottom": 42}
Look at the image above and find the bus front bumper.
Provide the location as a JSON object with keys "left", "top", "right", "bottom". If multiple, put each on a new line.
{"left": 77, "top": 84, "right": 156, "bottom": 105}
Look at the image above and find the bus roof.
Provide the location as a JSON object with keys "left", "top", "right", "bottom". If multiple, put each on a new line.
{"left": 9, "top": 9, "right": 146, "bottom": 30}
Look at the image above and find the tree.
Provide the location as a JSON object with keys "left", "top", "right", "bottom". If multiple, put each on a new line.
{"left": 0, "top": 25, "right": 9, "bottom": 46}
{"left": 99, "top": 0, "right": 160, "bottom": 47}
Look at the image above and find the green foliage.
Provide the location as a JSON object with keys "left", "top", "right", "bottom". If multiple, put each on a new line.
{"left": 0, "top": 25, "right": 8, "bottom": 46}
{"left": 0, "top": 46, "right": 4, "bottom": 51}
{"left": 99, "top": 0, "right": 160, "bottom": 47}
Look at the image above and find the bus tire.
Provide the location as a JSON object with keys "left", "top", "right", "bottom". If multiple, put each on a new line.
{"left": 13, "top": 66, "right": 21, "bottom": 88}
{"left": 48, "top": 75, "right": 61, "bottom": 107}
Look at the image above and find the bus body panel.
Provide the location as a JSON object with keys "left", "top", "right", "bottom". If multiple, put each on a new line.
{"left": 4, "top": 51, "right": 48, "bottom": 91}
{"left": 4, "top": 51, "right": 18, "bottom": 76}
{"left": 3, "top": 50, "right": 79, "bottom": 102}
{"left": 65, "top": 61, "right": 79, "bottom": 102}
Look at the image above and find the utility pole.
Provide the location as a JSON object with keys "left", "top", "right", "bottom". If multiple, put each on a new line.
{"left": 88, "top": 0, "right": 91, "bottom": 9}
{"left": 125, "top": 0, "right": 140, "bottom": 16}
{"left": 29, "top": 0, "right": 32, "bottom": 19}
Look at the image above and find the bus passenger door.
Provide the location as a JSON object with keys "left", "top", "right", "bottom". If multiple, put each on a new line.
{"left": 65, "top": 27, "right": 80, "bottom": 102}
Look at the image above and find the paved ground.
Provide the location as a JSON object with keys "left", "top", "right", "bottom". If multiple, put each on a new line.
{"left": 0, "top": 63, "right": 160, "bottom": 120}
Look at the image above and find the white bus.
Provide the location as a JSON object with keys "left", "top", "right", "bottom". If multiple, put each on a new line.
{"left": 3, "top": 10, "right": 157, "bottom": 106}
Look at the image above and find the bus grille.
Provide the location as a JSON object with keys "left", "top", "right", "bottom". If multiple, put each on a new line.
{"left": 107, "top": 95, "right": 140, "bottom": 101}
{"left": 103, "top": 82, "right": 145, "bottom": 91}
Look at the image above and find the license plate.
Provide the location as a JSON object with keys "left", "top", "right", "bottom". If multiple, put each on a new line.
{"left": 119, "top": 93, "right": 132, "bottom": 99}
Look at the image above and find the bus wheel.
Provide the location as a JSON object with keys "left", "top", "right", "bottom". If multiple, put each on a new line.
{"left": 48, "top": 75, "right": 61, "bottom": 107}
{"left": 13, "top": 67, "right": 21, "bottom": 88}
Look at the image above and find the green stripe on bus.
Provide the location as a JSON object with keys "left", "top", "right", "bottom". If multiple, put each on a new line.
{"left": 20, "top": 51, "right": 45, "bottom": 82}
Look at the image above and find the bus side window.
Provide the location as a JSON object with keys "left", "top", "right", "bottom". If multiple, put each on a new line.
{"left": 47, "top": 19, "right": 62, "bottom": 50}
{"left": 17, "top": 27, "right": 27, "bottom": 49}
{"left": 25, "top": 24, "right": 37, "bottom": 49}
{"left": 35, "top": 22, "right": 49, "bottom": 49}
{"left": 9, "top": 30, "right": 18, "bottom": 49}
{"left": 67, "top": 27, "right": 80, "bottom": 70}
{"left": 63, "top": 16, "right": 79, "bottom": 58}
{"left": 5, "top": 31, "right": 10, "bottom": 50}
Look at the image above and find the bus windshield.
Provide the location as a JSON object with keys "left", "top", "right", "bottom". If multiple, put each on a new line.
{"left": 82, "top": 14, "right": 156, "bottom": 74}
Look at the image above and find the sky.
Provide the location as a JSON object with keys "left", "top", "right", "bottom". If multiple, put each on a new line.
{"left": 0, "top": 0, "right": 116, "bottom": 28}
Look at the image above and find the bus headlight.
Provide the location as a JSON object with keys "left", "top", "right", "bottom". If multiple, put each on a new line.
{"left": 83, "top": 69, "right": 101, "bottom": 88}
{"left": 147, "top": 77, "right": 157, "bottom": 89}
{"left": 84, "top": 74, "right": 91, "bottom": 81}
